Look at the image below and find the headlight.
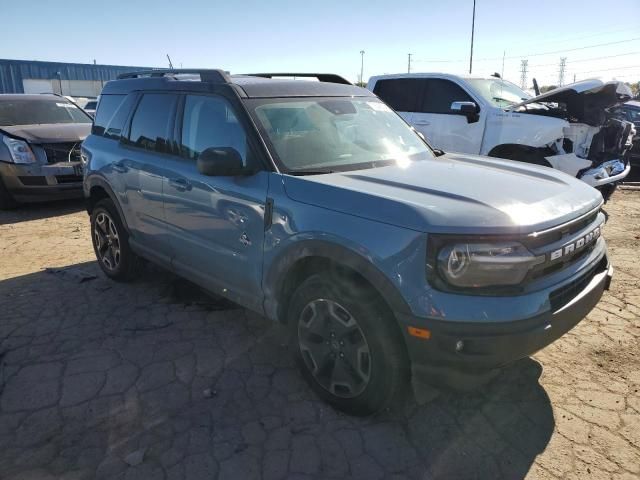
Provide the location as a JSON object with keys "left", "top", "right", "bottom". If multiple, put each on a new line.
{"left": 436, "top": 242, "right": 542, "bottom": 288}
{"left": 3, "top": 137, "right": 36, "bottom": 164}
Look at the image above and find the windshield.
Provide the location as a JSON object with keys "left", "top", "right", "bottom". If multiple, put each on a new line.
{"left": 0, "top": 98, "right": 92, "bottom": 126}
{"left": 250, "top": 97, "right": 433, "bottom": 173}
{"left": 466, "top": 78, "right": 531, "bottom": 108}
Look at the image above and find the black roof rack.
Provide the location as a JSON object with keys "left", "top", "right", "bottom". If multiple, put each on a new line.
{"left": 246, "top": 73, "right": 352, "bottom": 85}
{"left": 116, "top": 69, "right": 231, "bottom": 83}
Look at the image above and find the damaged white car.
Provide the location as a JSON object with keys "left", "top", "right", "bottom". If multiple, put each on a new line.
{"left": 368, "top": 74, "right": 636, "bottom": 199}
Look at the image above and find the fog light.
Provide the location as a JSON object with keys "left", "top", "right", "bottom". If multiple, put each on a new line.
{"left": 455, "top": 340, "right": 464, "bottom": 352}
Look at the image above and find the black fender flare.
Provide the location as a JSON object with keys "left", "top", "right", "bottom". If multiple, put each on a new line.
{"left": 84, "top": 174, "right": 130, "bottom": 233}
{"left": 487, "top": 143, "right": 554, "bottom": 167}
{"left": 263, "top": 239, "right": 413, "bottom": 323}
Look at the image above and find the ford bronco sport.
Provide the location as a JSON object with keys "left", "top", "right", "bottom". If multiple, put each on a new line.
{"left": 83, "top": 69, "right": 612, "bottom": 415}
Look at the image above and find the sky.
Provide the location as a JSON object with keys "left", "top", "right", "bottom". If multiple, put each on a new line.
{"left": 3, "top": 0, "right": 640, "bottom": 88}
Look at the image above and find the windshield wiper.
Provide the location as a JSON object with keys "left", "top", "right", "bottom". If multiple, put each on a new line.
{"left": 288, "top": 169, "right": 336, "bottom": 176}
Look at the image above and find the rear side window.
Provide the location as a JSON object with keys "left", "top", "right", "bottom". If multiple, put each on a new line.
{"left": 420, "top": 79, "right": 474, "bottom": 114}
{"left": 104, "top": 94, "right": 137, "bottom": 140}
{"left": 180, "top": 95, "right": 247, "bottom": 163}
{"left": 128, "top": 94, "right": 178, "bottom": 153}
{"left": 372, "top": 78, "right": 424, "bottom": 112}
{"left": 92, "top": 95, "right": 124, "bottom": 136}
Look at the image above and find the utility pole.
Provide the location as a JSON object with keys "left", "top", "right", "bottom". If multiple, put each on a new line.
{"left": 359, "top": 50, "right": 365, "bottom": 84}
{"left": 469, "top": 0, "right": 476, "bottom": 74}
{"left": 408, "top": 53, "right": 412, "bottom": 74}
{"left": 573, "top": 73, "right": 576, "bottom": 83}
{"left": 558, "top": 57, "right": 567, "bottom": 86}
{"left": 520, "top": 59, "right": 528, "bottom": 90}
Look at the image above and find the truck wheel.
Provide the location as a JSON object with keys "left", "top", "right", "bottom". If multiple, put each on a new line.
{"left": 489, "top": 145, "right": 552, "bottom": 168}
{"left": 91, "top": 198, "right": 141, "bottom": 281}
{"left": 0, "top": 176, "right": 18, "bottom": 210}
{"left": 288, "top": 273, "right": 409, "bottom": 415}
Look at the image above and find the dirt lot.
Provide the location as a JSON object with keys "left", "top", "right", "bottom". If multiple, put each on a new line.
{"left": 0, "top": 191, "right": 638, "bottom": 480}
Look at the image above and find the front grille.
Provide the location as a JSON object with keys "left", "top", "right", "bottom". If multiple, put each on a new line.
{"left": 549, "top": 257, "right": 607, "bottom": 311}
{"left": 526, "top": 209, "right": 600, "bottom": 248}
{"left": 55, "top": 175, "right": 83, "bottom": 184}
{"left": 41, "top": 142, "right": 82, "bottom": 164}
{"left": 18, "top": 176, "right": 47, "bottom": 186}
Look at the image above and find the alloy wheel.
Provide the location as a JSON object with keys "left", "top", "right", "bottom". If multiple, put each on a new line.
{"left": 297, "top": 299, "right": 372, "bottom": 398}
{"left": 94, "top": 211, "right": 121, "bottom": 271}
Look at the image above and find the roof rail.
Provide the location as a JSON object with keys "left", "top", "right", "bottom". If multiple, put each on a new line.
{"left": 246, "top": 73, "right": 352, "bottom": 85}
{"left": 116, "top": 69, "right": 231, "bottom": 83}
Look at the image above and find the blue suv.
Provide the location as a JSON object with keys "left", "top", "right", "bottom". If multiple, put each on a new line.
{"left": 83, "top": 69, "right": 612, "bottom": 415}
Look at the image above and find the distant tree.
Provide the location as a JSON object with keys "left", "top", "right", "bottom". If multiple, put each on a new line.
{"left": 355, "top": 81, "right": 367, "bottom": 88}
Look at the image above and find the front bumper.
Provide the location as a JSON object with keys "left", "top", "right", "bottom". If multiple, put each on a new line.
{"left": 0, "top": 160, "right": 84, "bottom": 202}
{"left": 399, "top": 257, "right": 612, "bottom": 390}
{"left": 579, "top": 159, "right": 630, "bottom": 187}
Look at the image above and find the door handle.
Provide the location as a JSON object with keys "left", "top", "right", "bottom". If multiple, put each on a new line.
{"left": 414, "top": 120, "right": 431, "bottom": 126}
{"left": 169, "top": 178, "right": 192, "bottom": 191}
{"left": 112, "top": 160, "right": 127, "bottom": 173}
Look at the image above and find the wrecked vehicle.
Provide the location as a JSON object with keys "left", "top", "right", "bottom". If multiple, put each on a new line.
{"left": 84, "top": 69, "right": 611, "bottom": 415}
{"left": 0, "top": 94, "right": 92, "bottom": 209}
{"left": 368, "top": 75, "right": 635, "bottom": 198}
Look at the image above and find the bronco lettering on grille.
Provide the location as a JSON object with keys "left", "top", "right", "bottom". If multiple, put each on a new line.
{"left": 549, "top": 226, "right": 601, "bottom": 261}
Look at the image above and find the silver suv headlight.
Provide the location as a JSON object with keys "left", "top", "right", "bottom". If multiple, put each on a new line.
{"left": 435, "top": 241, "right": 543, "bottom": 288}
{"left": 3, "top": 137, "right": 36, "bottom": 164}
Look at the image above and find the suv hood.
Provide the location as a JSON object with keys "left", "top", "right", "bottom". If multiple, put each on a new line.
{"left": 283, "top": 154, "right": 603, "bottom": 235}
{"left": 509, "top": 79, "right": 633, "bottom": 110}
{"left": 0, "top": 123, "right": 91, "bottom": 144}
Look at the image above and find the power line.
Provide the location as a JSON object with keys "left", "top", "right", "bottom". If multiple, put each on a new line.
{"left": 572, "top": 64, "right": 640, "bottom": 75}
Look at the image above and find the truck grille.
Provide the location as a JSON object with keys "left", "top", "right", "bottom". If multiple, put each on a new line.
{"left": 41, "top": 142, "right": 82, "bottom": 164}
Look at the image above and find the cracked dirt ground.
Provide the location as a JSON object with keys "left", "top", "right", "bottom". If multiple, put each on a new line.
{"left": 0, "top": 190, "right": 638, "bottom": 480}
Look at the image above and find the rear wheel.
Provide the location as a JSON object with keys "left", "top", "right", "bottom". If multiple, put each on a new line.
{"left": 0, "top": 176, "right": 18, "bottom": 210}
{"left": 91, "top": 198, "right": 140, "bottom": 281}
{"left": 489, "top": 145, "right": 552, "bottom": 168}
{"left": 288, "top": 273, "right": 408, "bottom": 415}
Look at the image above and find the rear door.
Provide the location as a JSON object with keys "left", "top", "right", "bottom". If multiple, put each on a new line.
{"left": 116, "top": 92, "right": 179, "bottom": 263}
{"left": 371, "top": 78, "right": 424, "bottom": 124}
{"left": 162, "top": 93, "right": 269, "bottom": 311}
{"left": 412, "top": 78, "right": 484, "bottom": 154}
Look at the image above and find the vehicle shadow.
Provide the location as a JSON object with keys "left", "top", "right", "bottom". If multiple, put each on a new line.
{"left": 0, "top": 198, "right": 85, "bottom": 225}
{"left": 0, "top": 262, "right": 554, "bottom": 479}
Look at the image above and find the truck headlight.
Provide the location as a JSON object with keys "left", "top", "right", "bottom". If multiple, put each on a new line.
{"left": 3, "top": 137, "right": 36, "bottom": 164}
{"left": 436, "top": 242, "right": 542, "bottom": 288}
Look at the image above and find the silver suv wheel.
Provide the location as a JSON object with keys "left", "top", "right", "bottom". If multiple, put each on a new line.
{"left": 93, "top": 211, "right": 121, "bottom": 271}
{"left": 297, "top": 299, "right": 372, "bottom": 398}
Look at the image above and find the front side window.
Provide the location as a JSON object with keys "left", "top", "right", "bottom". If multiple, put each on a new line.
{"left": 251, "top": 97, "right": 433, "bottom": 173}
{"left": 466, "top": 78, "right": 531, "bottom": 108}
{"left": 0, "top": 98, "right": 92, "bottom": 126}
{"left": 373, "top": 78, "right": 424, "bottom": 112}
{"left": 128, "top": 93, "right": 178, "bottom": 152}
{"left": 420, "top": 79, "right": 474, "bottom": 114}
{"left": 180, "top": 95, "right": 247, "bottom": 163}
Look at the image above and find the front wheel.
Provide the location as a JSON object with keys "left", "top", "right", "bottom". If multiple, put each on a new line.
{"left": 288, "top": 274, "right": 409, "bottom": 415}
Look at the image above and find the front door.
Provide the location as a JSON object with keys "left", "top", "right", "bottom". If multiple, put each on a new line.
{"left": 411, "top": 78, "right": 485, "bottom": 154}
{"left": 163, "top": 93, "right": 268, "bottom": 310}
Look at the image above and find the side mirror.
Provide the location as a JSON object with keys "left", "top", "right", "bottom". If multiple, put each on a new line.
{"left": 450, "top": 101, "right": 479, "bottom": 123}
{"left": 197, "top": 147, "right": 246, "bottom": 176}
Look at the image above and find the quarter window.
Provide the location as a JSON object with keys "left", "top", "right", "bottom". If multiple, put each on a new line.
{"left": 128, "top": 93, "right": 178, "bottom": 152}
{"left": 180, "top": 95, "right": 247, "bottom": 163}
{"left": 372, "top": 79, "right": 424, "bottom": 112}
{"left": 420, "top": 79, "right": 474, "bottom": 114}
{"left": 92, "top": 95, "right": 124, "bottom": 136}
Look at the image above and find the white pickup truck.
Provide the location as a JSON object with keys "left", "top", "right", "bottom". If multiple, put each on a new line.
{"left": 368, "top": 74, "right": 635, "bottom": 197}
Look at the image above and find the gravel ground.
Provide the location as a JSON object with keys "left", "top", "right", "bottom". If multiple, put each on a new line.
{"left": 0, "top": 190, "right": 638, "bottom": 480}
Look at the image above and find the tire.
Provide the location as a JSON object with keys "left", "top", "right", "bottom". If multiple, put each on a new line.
{"left": 0, "top": 176, "right": 19, "bottom": 210}
{"left": 288, "top": 273, "right": 409, "bottom": 415}
{"left": 90, "top": 198, "right": 141, "bottom": 281}
{"left": 490, "top": 145, "right": 552, "bottom": 168}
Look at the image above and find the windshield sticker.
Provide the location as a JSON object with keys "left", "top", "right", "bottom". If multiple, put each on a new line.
{"left": 56, "top": 103, "right": 77, "bottom": 108}
{"left": 367, "top": 102, "right": 392, "bottom": 112}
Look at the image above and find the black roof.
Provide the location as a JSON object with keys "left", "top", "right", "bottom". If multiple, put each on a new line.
{"left": 101, "top": 70, "right": 373, "bottom": 98}
{"left": 0, "top": 94, "right": 68, "bottom": 101}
